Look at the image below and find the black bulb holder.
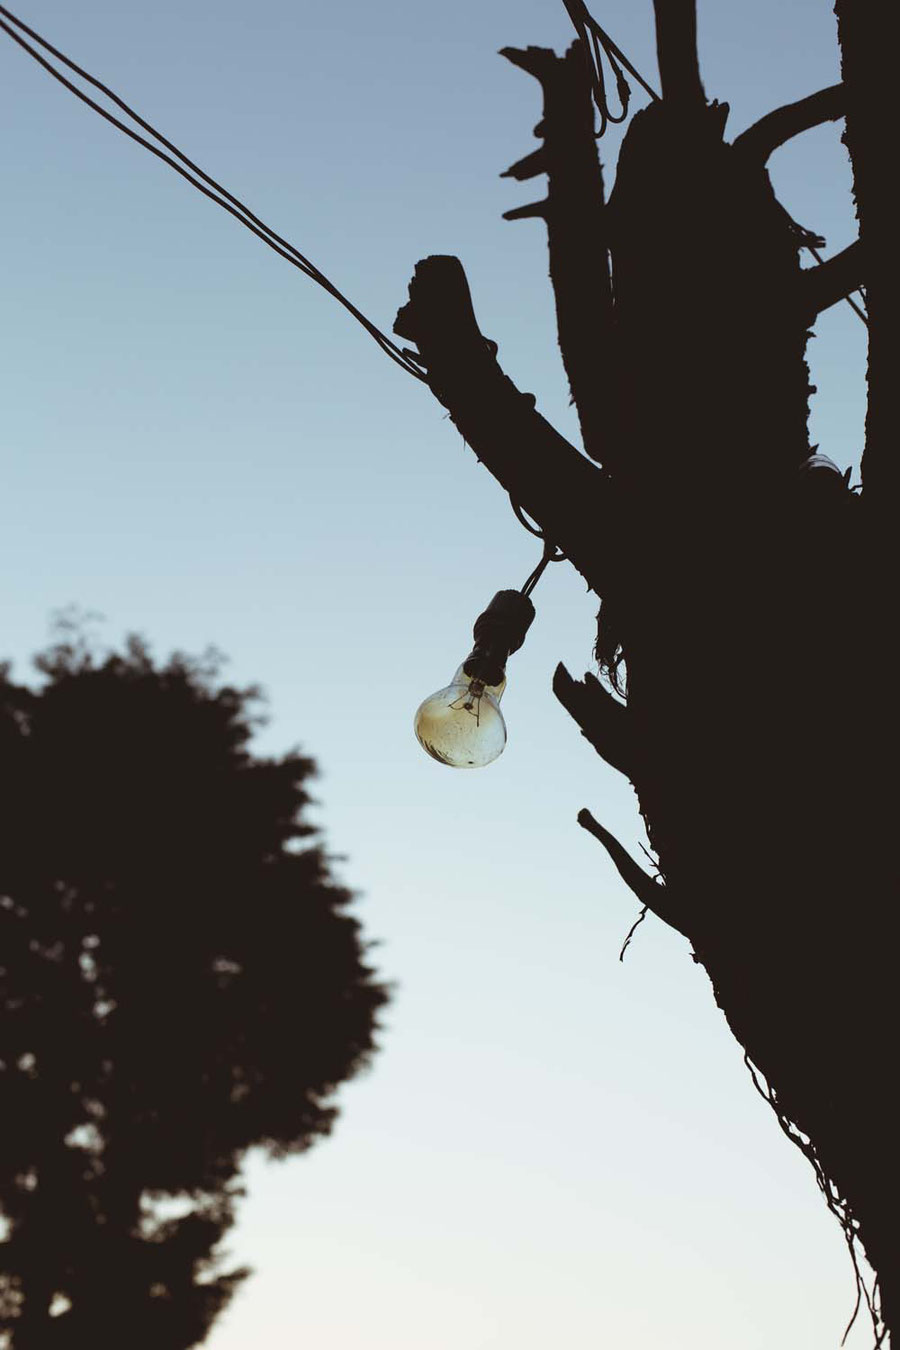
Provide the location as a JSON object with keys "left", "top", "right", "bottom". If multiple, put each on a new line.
{"left": 462, "top": 590, "right": 536, "bottom": 688}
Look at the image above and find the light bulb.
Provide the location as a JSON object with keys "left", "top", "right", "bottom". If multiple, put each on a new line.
{"left": 414, "top": 664, "right": 508, "bottom": 768}
{"left": 414, "top": 589, "right": 535, "bottom": 769}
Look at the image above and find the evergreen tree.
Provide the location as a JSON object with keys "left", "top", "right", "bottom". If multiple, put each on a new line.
{"left": 0, "top": 632, "right": 387, "bottom": 1349}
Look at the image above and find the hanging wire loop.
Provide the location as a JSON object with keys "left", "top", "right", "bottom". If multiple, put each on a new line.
{"left": 557, "top": 2, "right": 865, "bottom": 327}
{"left": 560, "top": 0, "right": 660, "bottom": 137}
{"left": 521, "top": 542, "right": 565, "bottom": 599}
{"left": 509, "top": 499, "right": 566, "bottom": 596}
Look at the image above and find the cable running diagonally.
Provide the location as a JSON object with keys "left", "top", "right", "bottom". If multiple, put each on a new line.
{"left": 0, "top": 3, "right": 427, "bottom": 381}
{"left": 0, "top": 0, "right": 866, "bottom": 365}
{"left": 805, "top": 243, "right": 868, "bottom": 324}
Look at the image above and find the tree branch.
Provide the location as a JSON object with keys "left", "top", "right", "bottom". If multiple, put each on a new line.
{"left": 834, "top": 0, "right": 895, "bottom": 504}
{"left": 500, "top": 43, "right": 616, "bottom": 464}
{"left": 801, "top": 240, "right": 864, "bottom": 321}
{"left": 553, "top": 664, "right": 634, "bottom": 780}
{"left": 733, "top": 84, "right": 845, "bottom": 163}
{"left": 653, "top": 0, "right": 705, "bottom": 108}
{"left": 577, "top": 808, "right": 689, "bottom": 937}
{"left": 394, "top": 255, "right": 610, "bottom": 592}
{"left": 502, "top": 198, "right": 549, "bottom": 222}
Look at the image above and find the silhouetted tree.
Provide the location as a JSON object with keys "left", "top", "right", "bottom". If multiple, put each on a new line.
{"left": 0, "top": 631, "right": 388, "bottom": 1349}
{"left": 395, "top": 0, "right": 892, "bottom": 1339}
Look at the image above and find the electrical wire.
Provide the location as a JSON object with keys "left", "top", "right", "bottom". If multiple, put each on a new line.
{"left": 805, "top": 242, "right": 868, "bottom": 325}
{"left": 559, "top": 0, "right": 868, "bottom": 327}
{"left": 511, "top": 500, "right": 565, "bottom": 597}
{"left": 560, "top": 0, "right": 659, "bottom": 136}
{"left": 0, "top": 0, "right": 867, "bottom": 389}
{"left": 0, "top": 3, "right": 427, "bottom": 381}
{"left": 520, "top": 540, "right": 565, "bottom": 599}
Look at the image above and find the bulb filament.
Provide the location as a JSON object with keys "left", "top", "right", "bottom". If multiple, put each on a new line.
{"left": 449, "top": 678, "right": 486, "bottom": 725}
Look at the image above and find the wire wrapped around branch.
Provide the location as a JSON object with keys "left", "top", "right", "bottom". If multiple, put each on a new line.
{"left": 394, "top": 254, "right": 611, "bottom": 594}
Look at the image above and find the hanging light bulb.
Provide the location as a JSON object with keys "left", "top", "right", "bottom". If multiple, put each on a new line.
{"left": 414, "top": 664, "right": 508, "bottom": 768}
{"left": 414, "top": 590, "right": 535, "bottom": 768}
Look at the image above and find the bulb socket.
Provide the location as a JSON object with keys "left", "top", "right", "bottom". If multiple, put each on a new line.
{"left": 462, "top": 589, "right": 536, "bottom": 687}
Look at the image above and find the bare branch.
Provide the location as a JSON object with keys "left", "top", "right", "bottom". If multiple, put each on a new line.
{"left": 394, "top": 255, "right": 610, "bottom": 592}
{"left": 801, "top": 240, "right": 864, "bottom": 321}
{"left": 501, "top": 146, "right": 548, "bottom": 181}
{"left": 502, "top": 199, "right": 549, "bottom": 222}
{"left": 499, "top": 44, "right": 559, "bottom": 80}
{"left": 577, "top": 808, "right": 689, "bottom": 937}
{"left": 553, "top": 664, "right": 634, "bottom": 780}
{"left": 653, "top": 0, "right": 705, "bottom": 107}
{"left": 500, "top": 43, "right": 616, "bottom": 465}
{"left": 733, "top": 84, "right": 845, "bottom": 163}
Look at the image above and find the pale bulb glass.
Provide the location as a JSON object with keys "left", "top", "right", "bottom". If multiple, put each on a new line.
{"left": 414, "top": 664, "right": 507, "bottom": 768}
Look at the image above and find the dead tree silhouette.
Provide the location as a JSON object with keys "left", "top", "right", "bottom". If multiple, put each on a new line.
{"left": 395, "top": 0, "right": 892, "bottom": 1339}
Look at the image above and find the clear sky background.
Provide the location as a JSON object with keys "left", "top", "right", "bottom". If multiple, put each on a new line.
{"left": 1, "top": 1, "right": 870, "bottom": 1346}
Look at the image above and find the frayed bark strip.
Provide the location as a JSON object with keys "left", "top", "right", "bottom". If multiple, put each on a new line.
{"left": 619, "top": 905, "right": 648, "bottom": 961}
{"left": 743, "top": 1053, "right": 886, "bottom": 1348}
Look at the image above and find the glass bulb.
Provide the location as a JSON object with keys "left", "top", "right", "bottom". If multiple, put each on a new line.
{"left": 414, "top": 664, "right": 507, "bottom": 768}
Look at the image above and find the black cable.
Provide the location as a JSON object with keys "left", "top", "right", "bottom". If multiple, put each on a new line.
{"left": 561, "top": 0, "right": 659, "bottom": 137}
{"left": 0, "top": 4, "right": 427, "bottom": 381}
{"left": 805, "top": 242, "right": 868, "bottom": 325}
{"left": 0, "top": 1, "right": 867, "bottom": 393}
{"left": 520, "top": 542, "right": 564, "bottom": 598}
{"left": 511, "top": 500, "right": 566, "bottom": 597}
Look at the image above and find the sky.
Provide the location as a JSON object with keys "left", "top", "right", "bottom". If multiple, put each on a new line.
{"left": 0, "top": 1, "right": 871, "bottom": 1347}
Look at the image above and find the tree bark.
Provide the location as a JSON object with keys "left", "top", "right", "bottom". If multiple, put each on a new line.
{"left": 833, "top": 0, "right": 895, "bottom": 510}
{"left": 397, "top": 7, "right": 894, "bottom": 1339}
{"left": 394, "top": 256, "right": 611, "bottom": 593}
{"left": 500, "top": 43, "right": 616, "bottom": 464}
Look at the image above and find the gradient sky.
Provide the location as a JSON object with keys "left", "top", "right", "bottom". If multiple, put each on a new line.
{"left": 0, "top": 1, "right": 870, "bottom": 1346}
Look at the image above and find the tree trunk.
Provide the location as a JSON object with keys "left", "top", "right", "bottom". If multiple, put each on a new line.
{"left": 396, "top": 2, "right": 892, "bottom": 1339}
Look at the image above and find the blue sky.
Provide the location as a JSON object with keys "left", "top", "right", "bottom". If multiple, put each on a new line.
{"left": 1, "top": 1, "right": 870, "bottom": 1346}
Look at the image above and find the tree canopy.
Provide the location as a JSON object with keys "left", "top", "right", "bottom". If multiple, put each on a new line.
{"left": 0, "top": 631, "right": 388, "bottom": 1349}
